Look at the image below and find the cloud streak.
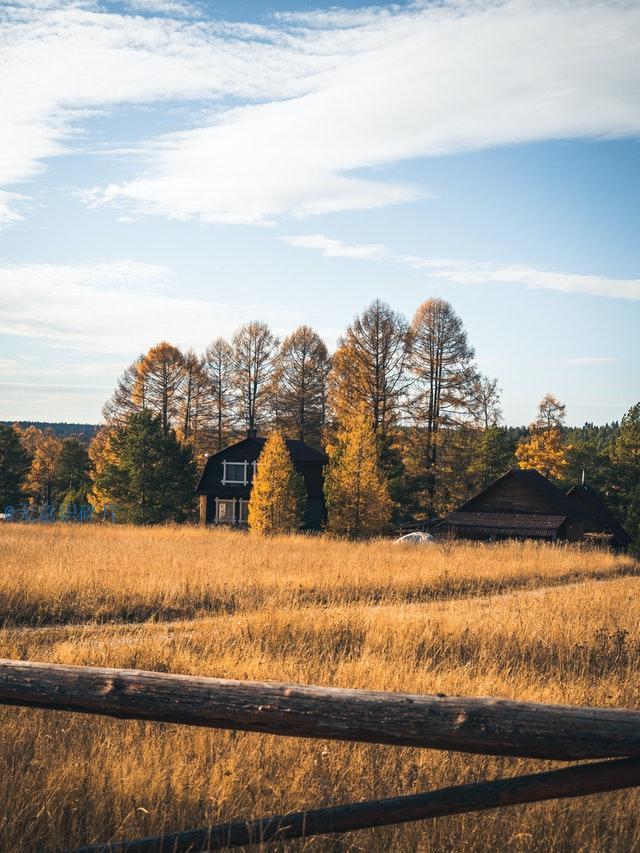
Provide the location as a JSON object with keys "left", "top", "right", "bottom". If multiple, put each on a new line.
{"left": 282, "top": 233, "right": 640, "bottom": 301}
{"left": 0, "top": 259, "right": 299, "bottom": 354}
{"left": 1, "top": 0, "right": 639, "bottom": 226}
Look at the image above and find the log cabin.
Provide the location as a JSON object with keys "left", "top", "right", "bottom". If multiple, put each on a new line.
{"left": 439, "top": 468, "right": 588, "bottom": 543}
{"left": 566, "top": 483, "right": 631, "bottom": 552}
{"left": 196, "top": 430, "right": 327, "bottom": 530}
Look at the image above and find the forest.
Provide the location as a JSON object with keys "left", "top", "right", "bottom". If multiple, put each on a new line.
{"left": 1, "top": 296, "right": 638, "bottom": 548}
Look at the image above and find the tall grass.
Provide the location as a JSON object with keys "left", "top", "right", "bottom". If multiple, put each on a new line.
{"left": 0, "top": 524, "right": 639, "bottom": 851}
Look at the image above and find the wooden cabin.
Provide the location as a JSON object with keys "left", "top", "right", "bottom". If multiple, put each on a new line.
{"left": 439, "top": 468, "right": 587, "bottom": 543}
{"left": 566, "top": 483, "right": 631, "bottom": 552}
{"left": 195, "top": 430, "right": 327, "bottom": 530}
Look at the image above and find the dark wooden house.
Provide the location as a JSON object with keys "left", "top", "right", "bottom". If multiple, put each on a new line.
{"left": 196, "top": 430, "right": 327, "bottom": 530}
{"left": 566, "top": 483, "right": 631, "bottom": 552}
{"left": 439, "top": 468, "right": 587, "bottom": 543}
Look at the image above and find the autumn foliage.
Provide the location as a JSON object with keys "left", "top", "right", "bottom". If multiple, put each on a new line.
{"left": 248, "top": 431, "right": 305, "bottom": 535}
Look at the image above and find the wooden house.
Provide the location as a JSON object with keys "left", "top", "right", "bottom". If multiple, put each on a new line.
{"left": 439, "top": 468, "right": 587, "bottom": 543}
{"left": 195, "top": 430, "right": 327, "bottom": 530}
{"left": 566, "top": 483, "right": 631, "bottom": 552}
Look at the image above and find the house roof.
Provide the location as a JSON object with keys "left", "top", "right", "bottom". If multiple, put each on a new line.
{"left": 195, "top": 434, "right": 327, "bottom": 493}
{"left": 444, "top": 511, "right": 567, "bottom": 538}
{"left": 566, "top": 483, "right": 631, "bottom": 547}
{"left": 459, "top": 468, "right": 588, "bottom": 525}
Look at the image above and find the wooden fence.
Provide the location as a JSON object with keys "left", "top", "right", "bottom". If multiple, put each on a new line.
{"left": 1, "top": 659, "right": 640, "bottom": 851}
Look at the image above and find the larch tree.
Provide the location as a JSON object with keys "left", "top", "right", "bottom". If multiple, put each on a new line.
{"left": 21, "top": 428, "right": 63, "bottom": 505}
{"left": 329, "top": 299, "right": 411, "bottom": 437}
{"left": 204, "top": 337, "right": 235, "bottom": 450}
{"left": 515, "top": 393, "right": 568, "bottom": 480}
{"left": 231, "top": 321, "right": 279, "bottom": 432}
{"left": 471, "top": 374, "right": 503, "bottom": 429}
{"left": 0, "top": 424, "right": 30, "bottom": 508}
{"left": 272, "top": 325, "right": 330, "bottom": 446}
{"left": 136, "top": 342, "right": 186, "bottom": 435}
{"left": 407, "top": 297, "right": 478, "bottom": 516}
{"left": 102, "top": 355, "right": 147, "bottom": 426}
{"left": 535, "top": 393, "right": 566, "bottom": 431}
{"left": 176, "top": 349, "right": 213, "bottom": 464}
{"left": 324, "top": 408, "right": 392, "bottom": 539}
{"left": 247, "top": 431, "right": 305, "bottom": 535}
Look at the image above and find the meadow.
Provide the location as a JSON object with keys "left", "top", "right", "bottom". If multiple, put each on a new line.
{"left": 1, "top": 523, "right": 639, "bottom": 852}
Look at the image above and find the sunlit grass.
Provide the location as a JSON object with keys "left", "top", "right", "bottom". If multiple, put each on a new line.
{"left": 0, "top": 524, "right": 639, "bottom": 851}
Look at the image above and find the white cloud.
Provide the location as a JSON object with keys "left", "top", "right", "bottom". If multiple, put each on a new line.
{"left": 0, "top": 259, "right": 299, "bottom": 354}
{"left": 282, "top": 232, "right": 640, "bottom": 301}
{"left": 1, "top": 1, "right": 639, "bottom": 226}
{"left": 562, "top": 356, "right": 620, "bottom": 366}
{"left": 120, "top": 0, "right": 201, "bottom": 17}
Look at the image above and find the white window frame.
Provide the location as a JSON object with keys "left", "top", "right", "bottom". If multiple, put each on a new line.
{"left": 215, "top": 497, "right": 236, "bottom": 523}
{"left": 222, "top": 459, "right": 249, "bottom": 485}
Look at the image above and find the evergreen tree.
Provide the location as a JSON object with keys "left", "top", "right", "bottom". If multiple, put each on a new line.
{"left": 0, "top": 424, "right": 30, "bottom": 508}
{"left": 325, "top": 409, "right": 392, "bottom": 539}
{"left": 476, "top": 426, "right": 517, "bottom": 485}
{"left": 248, "top": 431, "right": 305, "bottom": 535}
{"left": 93, "top": 411, "right": 196, "bottom": 524}
{"left": 54, "top": 437, "right": 91, "bottom": 509}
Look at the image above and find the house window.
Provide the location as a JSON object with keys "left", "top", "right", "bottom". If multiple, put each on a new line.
{"left": 238, "top": 500, "right": 249, "bottom": 523}
{"left": 222, "top": 460, "right": 249, "bottom": 485}
{"left": 216, "top": 499, "right": 235, "bottom": 522}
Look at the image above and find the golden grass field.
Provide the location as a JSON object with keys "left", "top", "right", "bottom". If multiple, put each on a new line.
{"left": 1, "top": 523, "right": 640, "bottom": 852}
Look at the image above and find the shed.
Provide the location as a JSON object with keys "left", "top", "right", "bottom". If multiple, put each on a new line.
{"left": 566, "top": 483, "right": 631, "bottom": 552}
{"left": 439, "top": 468, "right": 587, "bottom": 543}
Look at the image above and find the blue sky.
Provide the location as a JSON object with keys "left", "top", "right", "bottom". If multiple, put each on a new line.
{"left": 0, "top": 0, "right": 639, "bottom": 426}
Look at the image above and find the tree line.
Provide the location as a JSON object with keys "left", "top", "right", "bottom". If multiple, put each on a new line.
{"left": 1, "top": 295, "right": 638, "bottom": 548}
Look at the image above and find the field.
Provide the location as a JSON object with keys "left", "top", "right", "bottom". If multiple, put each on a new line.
{"left": 1, "top": 524, "right": 640, "bottom": 852}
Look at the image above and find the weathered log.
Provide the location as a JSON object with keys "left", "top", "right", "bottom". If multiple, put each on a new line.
{"left": 65, "top": 757, "right": 640, "bottom": 852}
{"left": 1, "top": 659, "right": 640, "bottom": 760}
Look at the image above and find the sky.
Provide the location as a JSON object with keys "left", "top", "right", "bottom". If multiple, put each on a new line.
{"left": 0, "top": 0, "right": 639, "bottom": 427}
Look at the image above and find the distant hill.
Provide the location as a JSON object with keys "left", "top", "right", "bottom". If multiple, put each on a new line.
{"left": 2, "top": 421, "right": 99, "bottom": 443}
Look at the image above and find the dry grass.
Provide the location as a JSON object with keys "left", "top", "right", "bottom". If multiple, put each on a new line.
{"left": 1, "top": 524, "right": 639, "bottom": 852}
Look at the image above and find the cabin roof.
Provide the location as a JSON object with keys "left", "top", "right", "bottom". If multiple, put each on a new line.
{"left": 459, "top": 468, "right": 588, "bottom": 525}
{"left": 445, "top": 511, "right": 567, "bottom": 538}
{"left": 195, "top": 434, "right": 327, "bottom": 493}
{"left": 566, "top": 483, "right": 631, "bottom": 547}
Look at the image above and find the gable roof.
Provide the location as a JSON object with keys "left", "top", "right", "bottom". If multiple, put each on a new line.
{"left": 460, "top": 468, "right": 588, "bottom": 525}
{"left": 195, "top": 434, "right": 327, "bottom": 493}
{"left": 566, "top": 483, "right": 631, "bottom": 547}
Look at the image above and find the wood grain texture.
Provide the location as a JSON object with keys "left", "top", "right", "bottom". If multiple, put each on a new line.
{"left": 2, "top": 659, "right": 640, "bottom": 760}
{"left": 65, "top": 757, "right": 640, "bottom": 852}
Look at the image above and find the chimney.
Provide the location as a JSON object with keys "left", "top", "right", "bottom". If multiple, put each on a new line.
{"left": 247, "top": 428, "right": 257, "bottom": 439}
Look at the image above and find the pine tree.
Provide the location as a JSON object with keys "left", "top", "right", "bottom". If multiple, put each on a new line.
{"left": 0, "top": 424, "right": 30, "bottom": 508}
{"left": 92, "top": 411, "right": 196, "bottom": 524}
{"left": 476, "top": 425, "right": 516, "bottom": 485}
{"left": 325, "top": 409, "right": 392, "bottom": 539}
{"left": 248, "top": 431, "right": 305, "bottom": 535}
{"left": 54, "top": 437, "right": 91, "bottom": 509}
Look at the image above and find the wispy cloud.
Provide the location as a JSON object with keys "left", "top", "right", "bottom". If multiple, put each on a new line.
{"left": 282, "top": 233, "right": 640, "bottom": 301}
{"left": 1, "top": 0, "right": 639, "bottom": 226}
{"left": 0, "top": 260, "right": 298, "bottom": 354}
{"left": 562, "top": 356, "right": 620, "bottom": 366}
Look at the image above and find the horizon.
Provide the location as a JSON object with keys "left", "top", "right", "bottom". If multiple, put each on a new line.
{"left": 1, "top": 0, "right": 639, "bottom": 426}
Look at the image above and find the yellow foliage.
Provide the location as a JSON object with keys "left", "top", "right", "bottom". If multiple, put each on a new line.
{"left": 515, "top": 427, "right": 568, "bottom": 480}
{"left": 325, "top": 408, "right": 392, "bottom": 538}
{"left": 248, "top": 431, "right": 305, "bottom": 535}
{"left": 87, "top": 426, "right": 118, "bottom": 513}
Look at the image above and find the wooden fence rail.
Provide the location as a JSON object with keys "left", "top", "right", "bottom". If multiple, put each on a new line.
{"left": 2, "top": 659, "right": 640, "bottom": 760}
{"left": 0, "top": 659, "right": 639, "bottom": 851}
